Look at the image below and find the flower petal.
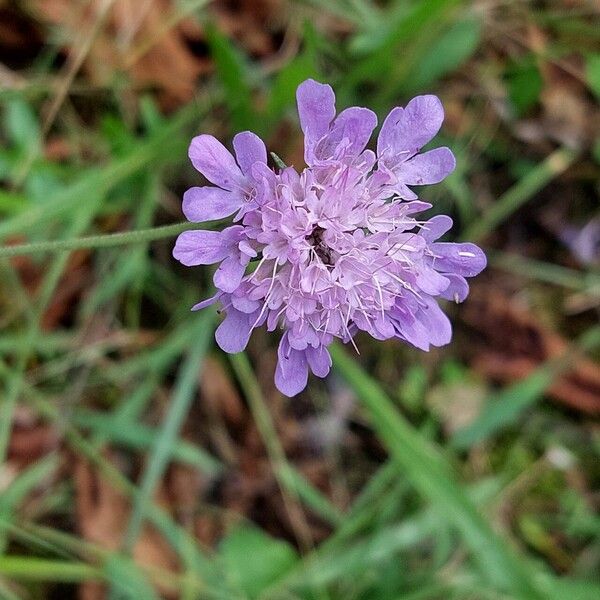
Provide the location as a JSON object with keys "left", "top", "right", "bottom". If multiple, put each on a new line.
{"left": 377, "top": 106, "right": 404, "bottom": 159}
{"left": 191, "top": 292, "right": 222, "bottom": 311}
{"left": 182, "top": 186, "right": 242, "bottom": 222}
{"left": 231, "top": 294, "right": 261, "bottom": 313}
{"left": 439, "top": 274, "right": 470, "bottom": 303}
{"left": 172, "top": 230, "right": 230, "bottom": 266}
{"left": 392, "top": 308, "right": 431, "bottom": 351}
{"left": 417, "top": 297, "right": 452, "bottom": 347}
{"left": 394, "top": 147, "right": 455, "bottom": 185}
{"left": 390, "top": 182, "right": 419, "bottom": 201}
{"left": 188, "top": 134, "right": 244, "bottom": 191}
{"left": 296, "top": 79, "right": 336, "bottom": 159}
{"left": 420, "top": 215, "right": 453, "bottom": 243}
{"left": 378, "top": 95, "right": 445, "bottom": 161}
{"left": 316, "top": 107, "right": 377, "bottom": 161}
{"left": 430, "top": 242, "right": 487, "bottom": 277}
{"left": 215, "top": 308, "right": 255, "bottom": 353}
{"left": 233, "top": 131, "right": 267, "bottom": 175}
{"left": 275, "top": 336, "right": 309, "bottom": 396}
{"left": 306, "top": 345, "right": 332, "bottom": 378}
{"left": 214, "top": 255, "right": 247, "bottom": 293}
{"left": 415, "top": 267, "right": 450, "bottom": 295}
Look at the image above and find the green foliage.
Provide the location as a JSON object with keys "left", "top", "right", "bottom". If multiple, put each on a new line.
{"left": 594, "top": 137, "right": 600, "bottom": 164}
{"left": 329, "top": 343, "right": 547, "bottom": 599}
{"left": 205, "top": 22, "right": 256, "bottom": 132}
{"left": 103, "top": 555, "right": 160, "bottom": 600}
{"left": 3, "top": 98, "right": 41, "bottom": 157}
{"left": 584, "top": 53, "right": 600, "bottom": 99}
{"left": 344, "top": 0, "right": 463, "bottom": 105}
{"left": 397, "top": 364, "right": 428, "bottom": 412}
{"left": 1, "top": 1, "right": 599, "bottom": 599}
{"left": 219, "top": 525, "right": 299, "bottom": 598}
{"left": 401, "top": 16, "right": 482, "bottom": 94}
{"left": 506, "top": 55, "right": 544, "bottom": 116}
{"left": 268, "top": 39, "right": 320, "bottom": 124}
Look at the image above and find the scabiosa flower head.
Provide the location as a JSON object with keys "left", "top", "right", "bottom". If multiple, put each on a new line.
{"left": 174, "top": 79, "right": 486, "bottom": 396}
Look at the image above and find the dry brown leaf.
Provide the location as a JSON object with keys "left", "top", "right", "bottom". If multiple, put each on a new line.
{"left": 8, "top": 245, "right": 91, "bottom": 331}
{"left": 41, "top": 253, "right": 91, "bottom": 331}
{"left": 463, "top": 289, "right": 600, "bottom": 414}
{"left": 210, "top": 0, "right": 284, "bottom": 57}
{"left": 8, "top": 424, "right": 59, "bottom": 465}
{"left": 0, "top": 4, "right": 44, "bottom": 69}
{"left": 200, "top": 356, "right": 245, "bottom": 429}
{"left": 31, "top": 0, "right": 208, "bottom": 109}
{"left": 74, "top": 454, "right": 179, "bottom": 599}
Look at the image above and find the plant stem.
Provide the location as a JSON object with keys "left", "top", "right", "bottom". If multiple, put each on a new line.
{"left": 0, "top": 222, "right": 210, "bottom": 258}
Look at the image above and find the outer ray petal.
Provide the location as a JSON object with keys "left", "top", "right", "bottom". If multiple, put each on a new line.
{"left": 233, "top": 131, "right": 268, "bottom": 175}
{"left": 394, "top": 147, "right": 456, "bottom": 185}
{"left": 275, "top": 336, "right": 309, "bottom": 396}
{"left": 188, "top": 134, "right": 245, "bottom": 191}
{"left": 182, "top": 186, "right": 242, "bottom": 222}
{"left": 296, "top": 79, "right": 336, "bottom": 161}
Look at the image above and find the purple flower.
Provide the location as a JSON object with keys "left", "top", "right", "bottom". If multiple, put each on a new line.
{"left": 174, "top": 79, "right": 486, "bottom": 397}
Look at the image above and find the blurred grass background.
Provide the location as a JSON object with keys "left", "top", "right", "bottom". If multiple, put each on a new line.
{"left": 0, "top": 0, "right": 599, "bottom": 598}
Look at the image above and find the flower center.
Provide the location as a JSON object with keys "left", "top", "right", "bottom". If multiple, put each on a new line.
{"left": 306, "top": 226, "right": 335, "bottom": 265}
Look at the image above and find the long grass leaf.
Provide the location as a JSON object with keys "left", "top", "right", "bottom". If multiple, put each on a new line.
{"left": 329, "top": 342, "right": 546, "bottom": 598}
{"left": 122, "top": 311, "right": 214, "bottom": 551}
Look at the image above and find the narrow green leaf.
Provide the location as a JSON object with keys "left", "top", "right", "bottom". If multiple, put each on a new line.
{"left": 0, "top": 557, "right": 101, "bottom": 583}
{"left": 584, "top": 53, "right": 600, "bottom": 99}
{"left": 0, "top": 100, "right": 210, "bottom": 242}
{"left": 277, "top": 465, "right": 343, "bottom": 526}
{"left": 330, "top": 343, "right": 546, "bottom": 598}
{"left": 123, "top": 312, "right": 214, "bottom": 552}
{"left": 507, "top": 56, "right": 544, "bottom": 116}
{"left": 345, "top": 0, "right": 462, "bottom": 94}
{"left": 3, "top": 98, "right": 41, "bottom": 155}
{"left": 71, "top": 409, "right": 222, "bottom": 475}
{"left": 490, "top": 251, "right": 600, "bottom": 291}
{"left": 0, "top": 454, "right": 60, "bottom": 552}
{"left": 270, "top": 152, "right": 288, "bottom": 170}
{"left": 219, "top": 525, "right": 298, "bottom": 598}
{"left": 0, "top": 222, "right": 206, "bottom": 258}
{"left": 464, "top": 147, "right": 577, "bottom": 242}
{"left": 230, "top": 352, "right": 342, "bottom": 528}
{"left": 205, "top": 23, "right": 255, "bottom": 132}
{"left": 451, "top": 325, "right": 600, "bottom": 449}
{"left": 451, "top": 369, "right": 552, "bottom": 450}
{"left": 402, "top": 16, "right": 481, "bottom": 93}
{"left": 104, "top": 555, "right": 160, "bottom": 600}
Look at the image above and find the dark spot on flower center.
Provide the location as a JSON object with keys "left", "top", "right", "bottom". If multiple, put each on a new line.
{"left": 306, "top": 226, "right": 335, "bottom": 265}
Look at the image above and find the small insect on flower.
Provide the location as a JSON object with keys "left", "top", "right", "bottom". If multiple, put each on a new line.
{"left": 174, "top": 79, "right": 486, "bottom": 396}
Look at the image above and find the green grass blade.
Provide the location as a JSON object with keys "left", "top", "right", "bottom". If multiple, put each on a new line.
{"left": 21, "top": 380, "right": 222, "bottom": 589}
{"left": 451, "top": 325, "right": 600, "bottom": 449}
{"left": 71, "top": 409, "right": 222, "bottom": 475}
{"left": 122, "top": 311, "right": 215, "bottom": 552}
{"left": 230, "top": 352, "right": 343, "bottom": 528}
{"left": 465, "top": 147, "right": 577, "bottom": 242}
{"left": 0, "top": 454, "right": 60, "bottom": 553}
{"left": 0, "top": 557, "right": 102, "bottom": 584}
{"left": 489, "top": 250, "right": 600, "bottom": 292}
{"left": 0, "top": 100, "right": 210, "bottom": 242}
{"left": 277, "top": 464, "right": 343, "bottom": 527}
{"left": 104, "top": 554, "right": 160, "bottom": 600}
{"left": 329, "top": 342, "right": 546, "bottom": 598}
{"left": 0, "top": 196, "right": 102, "bottom": 465}
{"left": 205, "top": 23, "right": 255, "bottom": 132}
